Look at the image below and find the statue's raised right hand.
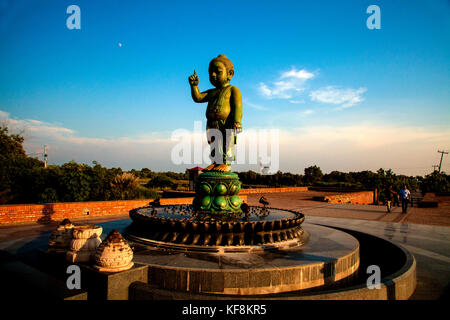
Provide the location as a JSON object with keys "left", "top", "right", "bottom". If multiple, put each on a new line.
{"left": 189, "top": 70, "right": 199, "bottom": 86}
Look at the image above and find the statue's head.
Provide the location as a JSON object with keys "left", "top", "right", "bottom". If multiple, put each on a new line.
{"left": 209, "top": 54, "right": 234, "bottom": 88}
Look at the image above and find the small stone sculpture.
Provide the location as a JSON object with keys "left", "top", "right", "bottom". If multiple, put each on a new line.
{"left": 66, "top": 225, "right": 102, "bottom": 263}
{"left": 93, "top": 229, "right": 134, "bottom": 273}
{"left": 48, "top": 218, "right": 74, "bottom": 252}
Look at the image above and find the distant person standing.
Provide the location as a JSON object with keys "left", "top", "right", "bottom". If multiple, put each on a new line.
{"left": 384, "top": 185, "right": 398, "bottom": 213}
{"left": 400, "top": 185, "right": 411, "bottom": 213}
{"left": 393, "top": 187, "right": 400, "bottom": 207}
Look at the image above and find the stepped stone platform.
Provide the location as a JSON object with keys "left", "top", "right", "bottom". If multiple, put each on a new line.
{"left": 128, "top": 223, "right": 359, "bottom": 295}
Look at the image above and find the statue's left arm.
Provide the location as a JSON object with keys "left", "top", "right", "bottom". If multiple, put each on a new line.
{"left": 231, "top": 86, "right": 243, "bottom": 131}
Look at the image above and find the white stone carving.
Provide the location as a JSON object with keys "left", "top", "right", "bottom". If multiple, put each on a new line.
{"left": 66, "top": 225, "right": 102, "bottom": 263}
{"left": 93, "top": 229, "right": 134, "bottom": 272}
{"left": 48, "top": 218, "right": 74, "bottom": 252}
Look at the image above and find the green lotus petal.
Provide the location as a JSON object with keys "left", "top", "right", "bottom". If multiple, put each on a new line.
{"left": 215, "top": 183, "right": 228, "bottom": 195}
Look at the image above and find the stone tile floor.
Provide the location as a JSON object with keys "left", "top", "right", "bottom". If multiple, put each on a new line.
{"left": 305, "top": 216, "right": 450, "bottom": 300}
{"left": 247, "top": 191, "right": 450, "bottom": 226}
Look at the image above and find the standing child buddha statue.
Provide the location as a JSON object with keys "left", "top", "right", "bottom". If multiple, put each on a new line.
{"left": 188, "top": 54, "right": 243, "bottom": 172}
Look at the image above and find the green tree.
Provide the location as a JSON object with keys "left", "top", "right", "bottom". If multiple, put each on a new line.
{"left": 420, "top": 172, "right": 450, "bottom": 194}
{"left": 59, "top": 161, "right": 92, "bottom": 202}
{"left": 303, "top": 165, "right": 323, "bottom": 185}
{"left": 140, "top": 168, "right": 155, "bottom": 179}
{"left": 0, "top": 125, "right": 44, "bottom": 203}
{"left": 39, "top": 187, "right": 59, "bottom": 203}
{"left": 0, "top": 126, "right": 26, "bottom": 158}
{"left": 110, "top": 172, "right": 140, "bottom": 200}
{"left": 145, "top": 174, "right": 175, "bottom": 189}
{"left": 85, "top": 161, "right": 115, "bottom": 201}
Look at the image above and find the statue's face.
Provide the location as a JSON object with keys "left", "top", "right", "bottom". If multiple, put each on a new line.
{"left": 209, "top": 61, "right": 230, "bottom": 87}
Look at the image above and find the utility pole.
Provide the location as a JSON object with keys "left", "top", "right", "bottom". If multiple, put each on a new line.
{"left": 437, "top": 150, "right": 448, "bottom": 173}
{"left": 44, "top": 144, "right": 48, "bottom": 168}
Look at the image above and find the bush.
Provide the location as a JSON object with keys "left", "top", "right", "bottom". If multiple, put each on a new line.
{"left": 110, "top": 172, "right": 140, "bottom": 200}
{"left": 420, "top": 172, "right": 450, "bottom": 194}
{"left": 39, "top": 188, "right": 59, "bottom": 203}
{"left": 134, "top": 185, "right": 159, "bottom": 199}
{"left": 304, "top": 165, "right": 323, "bottom": 184}
{"left": 145, "top": 174, "right": 175, "bottom": 189}
{"left": 59, "top": 162, "right": 92, "bottom": 202}
{"left": 314, "top": 181, "right": 363, "bottom": 189}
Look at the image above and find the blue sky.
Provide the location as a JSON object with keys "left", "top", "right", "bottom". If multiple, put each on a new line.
{"left": 0, "top": 0, "right": 449, "bottom": 175}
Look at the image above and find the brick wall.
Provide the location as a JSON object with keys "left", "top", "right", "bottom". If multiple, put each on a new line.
{"left": 0, "top": 195, "right": 248, "bottom": 225}
{"left": 319, "top": 191, "right": 374, "bottom": 205}
{"left": 240, "top": 187, "right": 308, "bottom": 194}
{"left": 163, "top": 187, "right": 309, "bottom": 198}
{"left": 0, "top": 199, "right": 153, "bottom": 225}
{"left": 419, "top": 193, "right": 439, "bottom": 208}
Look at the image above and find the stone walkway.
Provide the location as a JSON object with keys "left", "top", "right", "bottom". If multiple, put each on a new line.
{"left": 246, "top": 191, "right": 450, "bottom": 227}
{"left": 305, "top": 216, "right": 450, "bottom": 300}
{"left": 246, "top": 192, "right": 450, "bottom": 299}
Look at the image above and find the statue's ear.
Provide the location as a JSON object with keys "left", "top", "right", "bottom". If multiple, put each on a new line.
{"left": 228, "top": 69, "right": 234, "bottom": 79}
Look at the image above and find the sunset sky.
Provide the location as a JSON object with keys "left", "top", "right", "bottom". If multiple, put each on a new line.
{"left": 1, "top": 0, "right": 449, "bottom": 175}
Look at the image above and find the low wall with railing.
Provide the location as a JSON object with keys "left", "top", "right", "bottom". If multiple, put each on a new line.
{"left": 163, "top": 187, "right": 309, "bottom": 198}
{"left": 0, "top": 195, "right": 247, "bottom": 225}
{"left": 0, "top": 199, "right": 153, "bottom": 225}
{"left": 240, "top": 186, "right": 308, "bottom": 194}
{"left": 315, "top": 191, "right": 375, "bottom": 205}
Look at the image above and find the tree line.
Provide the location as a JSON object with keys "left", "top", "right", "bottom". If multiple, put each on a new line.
{"left": 1, "top": 125, "right": 449, "bottom": 205}
{"left": 241, "top": 165, "right": 450, "bottom": 198}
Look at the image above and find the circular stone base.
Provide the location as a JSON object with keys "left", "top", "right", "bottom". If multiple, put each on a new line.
{"left": 126, "top": 227, "right": 309, "bottom": 253}
{"left": 129, "top": 223, "right": 359, "bottom": 295}
{"left": 93, "top": 262, "right": 134, "bottom": 273}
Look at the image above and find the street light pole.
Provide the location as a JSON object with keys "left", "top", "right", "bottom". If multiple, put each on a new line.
{"left": 44, "top": 144, "right": 48, "bottom": 168}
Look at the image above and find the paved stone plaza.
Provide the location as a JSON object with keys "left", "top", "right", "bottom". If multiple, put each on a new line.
{"left": 246, "top": 191, "right": 450, "bottom": 227}
{"left": 0, "top": 191, "right": 448, "bottom": 299}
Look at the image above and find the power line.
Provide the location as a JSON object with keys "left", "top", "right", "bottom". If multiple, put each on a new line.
{"left": 25, "top": 144, "right": 48, "bottom": 167}
{"left": 438, "top": 150, "right": 448, "bottom": 173}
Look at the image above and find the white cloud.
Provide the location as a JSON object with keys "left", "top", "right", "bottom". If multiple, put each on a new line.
{"left": 258, "top": 83, "right": 273, "bottom": 97}
{"left": 280, "top": 69, "right": 314, "bottom": 80}
{"left": 0, "top": 110, "right": 10, "bottom": 118}
{"left": 310, "top": 86, "right": 367, "bottom": 109}
{"left": 258, "top": 67, "right": 315, "bottom": 99}
{"left": 244, "top": 100, "right": 269, "bottom": 111}
{"left": 259, "top": 67, "right": 367, "bottom": 111}
{"left": 258, "top": 81, "right": 295, "bottom": 99}
{"left": 277, "top": 124, "right": 450, "bottom": 176}
{"left": 1, "top": 114, "right": 75, "bottom": 138}
{"left": 300, "top": 109, "right": 314, "bottom": 115}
